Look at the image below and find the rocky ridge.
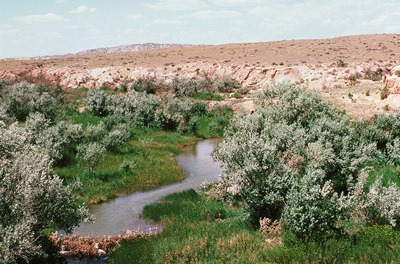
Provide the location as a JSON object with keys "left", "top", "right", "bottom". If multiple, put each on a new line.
{"left": 75, "top": 43, "right": 195, "bottom": 56}
{"left": 1, "top": 34, "right": 400, "bottom": 118}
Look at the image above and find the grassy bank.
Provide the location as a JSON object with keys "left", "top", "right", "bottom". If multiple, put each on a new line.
{"left": 110, "top": 189, "right": 400, "bottom": 264}
{"left": 55, "top": 128, "right": 198, "bottom": 204}
{"left": 54, "top": 99, "right": 231, "bottom": 204}
{"left": 109, "top": 190, "right": 267, "bottom": 263}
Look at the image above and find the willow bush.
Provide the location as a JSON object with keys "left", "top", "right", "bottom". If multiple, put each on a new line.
{"left": 0, "top": 122, "right": 91, "bottom": 263}
{"left": 213, "top": 83, "right": 400, "bottom": 242}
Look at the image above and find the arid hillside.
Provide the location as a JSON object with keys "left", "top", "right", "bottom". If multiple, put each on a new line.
{"left": 1, "top": 34, "right": 400, "bottom": 118}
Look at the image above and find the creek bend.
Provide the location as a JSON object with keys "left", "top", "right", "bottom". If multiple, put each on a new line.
{"left": 73, "top": 138, "right": 223, "bottom": 237}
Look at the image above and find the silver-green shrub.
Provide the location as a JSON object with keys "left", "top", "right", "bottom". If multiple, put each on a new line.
{"left": 3, "top": 82, "right": 61, "bottom": 121}
{"left": 32, "top": 120, "right": 83, "bottom": 162}
{"left": 131, "top": 93, "right": 159, "bottom": 128}
{"left": 282, "top": 169, "right": 341, "bottom": 242}
{"left": 85, "top": 88, "right": 110, "bottom": 116}
{"left": 106, "top": 91, "right": 159, "bottom": 128}
{"left": 102, "top": 123, "right": 131, "bottom": 151}
{"left": 84, "top": 122, "right": 107, "bottom": 143}
{"left": 213, "top": 83, "right": 375, "bottom": 230}
{"left": 77, "top": 142, "right": 106, "bottom": 173}
{"left": 155, "top": 93, "right": 191, "bottom": 131}
{"left": 338, "top": 171, "right": 400, "bottom": 228}
{"left": 0, "top": 123, "right": 91, "bottom": 263}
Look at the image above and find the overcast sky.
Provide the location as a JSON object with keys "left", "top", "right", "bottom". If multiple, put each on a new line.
{"left": 1, "top": 0, "right": 399, "bottom": 58}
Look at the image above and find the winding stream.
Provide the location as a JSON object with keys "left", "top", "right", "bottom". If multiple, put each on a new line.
{"left": 73, "top": 138, "right": 223, "bottom": 237}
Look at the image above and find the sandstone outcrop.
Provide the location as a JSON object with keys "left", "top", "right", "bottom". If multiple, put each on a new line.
{"left": 0, "top": 61, "right": 395, "bottom": 92}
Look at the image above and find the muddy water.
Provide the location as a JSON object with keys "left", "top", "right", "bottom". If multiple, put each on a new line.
{"left": 73, "top": 138, "right": 223, "bottom": 237}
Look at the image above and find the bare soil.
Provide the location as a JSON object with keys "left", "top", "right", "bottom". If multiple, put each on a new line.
{"left": 1, "top": 34, "right": 399, "bottom": 71}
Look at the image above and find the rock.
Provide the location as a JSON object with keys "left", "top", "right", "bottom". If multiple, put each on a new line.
{"left": 383, "top": 65, "right": 400, "bottom": 94}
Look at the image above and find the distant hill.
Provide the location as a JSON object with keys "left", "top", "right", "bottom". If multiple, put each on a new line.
{"left": 75, "top": 43, "right": 196, "bottom": 55}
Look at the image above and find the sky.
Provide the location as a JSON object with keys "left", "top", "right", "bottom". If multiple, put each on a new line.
{"left": 1, "top": 0, "right": 399, "bottom": 58}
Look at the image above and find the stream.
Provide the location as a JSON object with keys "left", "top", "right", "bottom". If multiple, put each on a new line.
{"left": 65, "top": 138, "right": 223, "bottom": 263}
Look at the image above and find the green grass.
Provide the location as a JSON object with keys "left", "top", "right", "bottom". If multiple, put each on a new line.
{"left": 192, "top": 91, "right": 224, "bottom": 101}
{"left": 68, "top": 111, "right": 102, "bottom": 127}
{"left": 367, "top": 163, "right": 400, "bottom": 188}
{"left": 55, "top": 129, "right": 198, "bottom": 204}
{"left": 110, "top": 190, "right": 268, "bottom": 264}
{"left": 196, "top": 116, "right": 223, "bottom": 138}
{"left": 110, "top": 189, "right": 400, "bottom": 264}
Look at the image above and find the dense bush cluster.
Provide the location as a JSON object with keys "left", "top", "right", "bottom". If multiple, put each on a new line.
{"left": 0, "top": 122, "right": 91, "bottom": 263}
{"left": 213, "top": 83, "right": 400, "bottom": 243}
{"left": 0, "top": 77, "right": 235, "bottom": 262}
{"left": 0, "top": 81, "right": 63, "bottom": 122}
{"left": 129, "top": 75, "right": 243, "bottom": 99}
{"left": 85, "top": 87, "right": 228, "bottom": 134}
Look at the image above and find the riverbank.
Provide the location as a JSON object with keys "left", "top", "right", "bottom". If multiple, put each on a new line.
{"left": 53, "top": 138, "right": 223, "bottom": 261}
{"left": 73, "top": 138, "right": 223, "bottom": 236}
{"left": 56, "top": 128, "right": 199, "bottom": 204}
{"left": 109, "top": 189, "right": 400, "bottom": 263}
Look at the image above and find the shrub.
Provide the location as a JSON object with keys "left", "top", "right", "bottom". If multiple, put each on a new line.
{"left": 214, "top": 77, "right": 241, "bottom": 93}
{"left": 102, "top": 124, "right": 131, "bottom": 152}
{"left": 107, "top": 91, "right": 160, "bottom": 128}
{"left": 208, "top": 116, "right": 229, "bottom": 136}
{"left": 189, "top": 101, "right": 207, "bottom": 116}
{"left": 131, "top": 77, "right": 162, "bottom": 94}
{"left": 282, "top": 170, "right": 341, "bottom": 243}
{"left": 84, "top": 122, "right": 107, "bottom": 143}
{"left": 155, "top": 94, "right": 191, "bottom": 131}
{"left": 0, "top": 123, "right": 91, "bottom": 263}
{"left": 233, "top": 92, "right": 243, "bottom": 99}
{"left": 188, "top": 116, "right": 199, "bottom": 135}
{"left": 213, "top": 83, "right": 375, "bottom": 225}
{"left": 353, "top": 112, "right": 400, "bottom": 153}
{"left": 381, "top": 85, "right": 390, "bottom": 100}
{"left": 348, "top": 74, "right": 359, "bottom": 86}
{"left": 33, "top": 121, "right": 83, "bottom": 162}
{"left": 238, "top": 87, "right": 249, "bottom": 95}
{"left": 24, "top": 112, "right": 51, "bottom": 135}
{"left": 131, "top": 93, "right": 159, "bottom": 128}
{"left": 337, "top": 59, "right": 347, "bottom": 67}
{"left": 172, "top": 78, "right": 199, "bottom": 97}
{"left": 77, "top": 142, "right": 106, "bottom": 173}
{"left": 85, "top": 88, "right": 110, "bottom": 116}
{"left": 3, "top": 82, "right": 61, "bottom": 121}
{"left": 364, "top": 70, "right": 382, "bottom": 81}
